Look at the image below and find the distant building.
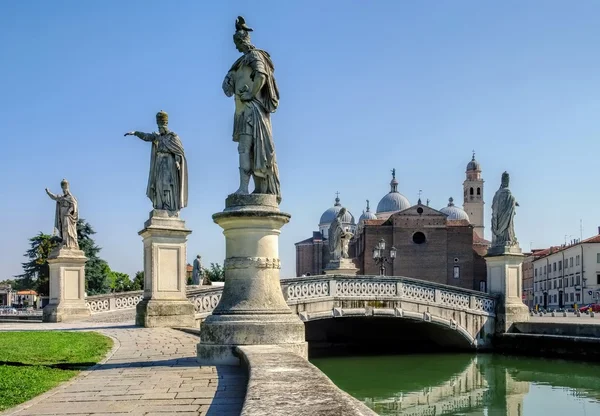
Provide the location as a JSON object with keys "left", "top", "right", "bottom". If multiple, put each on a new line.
{"left": 0, "top": 284, "right": 13, "bottom": 307}
{"left": 13, "top": 290, "right": 38, "bottom": 308}
{"left": 295, "top": 154, "right": 490, "bottom": 291}
{"left": 522, "top": 249, "right": 548, "bottom": 309}
{"left": 533, "top": 232, "right": 600, "bottom": 309}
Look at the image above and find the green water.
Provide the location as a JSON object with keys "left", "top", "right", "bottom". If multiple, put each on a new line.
{"left": 311, "top": 354, "right": 600, "bottom": 415}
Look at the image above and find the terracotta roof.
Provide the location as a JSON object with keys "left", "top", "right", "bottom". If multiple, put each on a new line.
{"left": 473, "top": 234, "right": 491, "bottom": 245}
{"left": 295, "top": 236, "right": 316, "bottom": 246}
{"left": 364, "top": 219, "right": 386, "bottom": 226}
{"left": 17, "top": 290, "right": 37, "bottom": 295}
{"left": 446, "top": 219, "right": 471, "bottom": 227}
{"left": 186, "top": 264, "right": 193, "bottom": 272}
{"left": 533, "top": 235, "right": 600, "bottom": 260}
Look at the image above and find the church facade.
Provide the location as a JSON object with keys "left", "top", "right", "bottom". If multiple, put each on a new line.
{"left": 295, "top": 154, "right": 489, "bottom": 292}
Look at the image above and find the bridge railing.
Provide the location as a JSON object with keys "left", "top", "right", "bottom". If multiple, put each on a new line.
{"left": 282, "top": 275, "right": 496, "bottom": 315}
{"left": 85, "top": 275, "right": 496, "bottom": 317}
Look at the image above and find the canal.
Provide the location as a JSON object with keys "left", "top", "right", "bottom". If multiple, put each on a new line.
{"left": 312, "top": 353, "right": 600, "bottom": 415}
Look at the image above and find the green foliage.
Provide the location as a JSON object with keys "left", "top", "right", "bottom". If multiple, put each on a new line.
{"left": 132, "top": 271, "right": 144, "bottom": 291}
{"left": 0, "top": 279, "right": 27, "bottom": 292}
{"left": 15, "top": 233, "right": 59, "bottom": 295}
{"left": 0, "top": 331, "right": 112, "bottom": 411}
{"left": 77, "top": 219, "right": 111, "bottom": 295}
{"left": 203, "top": 262, "right": 225, "bottom": 282}
{"left": 108, "top": 271, "right": 133, "bottom": 293}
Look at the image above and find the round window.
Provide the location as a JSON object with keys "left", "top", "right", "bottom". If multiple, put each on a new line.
{"left": 412, "top": 232, "right": 426, "bottom": 245}
{"left": 417, "top": 207, "right": 424, "bottom": 214}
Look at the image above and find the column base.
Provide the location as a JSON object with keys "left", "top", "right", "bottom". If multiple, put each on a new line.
{"left": 42, "top": 304, "right": 90, "bottom": 323}
{"left": 198, "top": 313, "right": 307, "bottom": 365}
{"left": 135, "top": 299, "right": 196, "bottom": 328}
{"left": 324, "top": 259, "right": 359, "bottom": 276}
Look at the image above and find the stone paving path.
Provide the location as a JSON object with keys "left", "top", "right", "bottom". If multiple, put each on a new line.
{"left": 0, "top": 323, "right": 246, "bottom": 415}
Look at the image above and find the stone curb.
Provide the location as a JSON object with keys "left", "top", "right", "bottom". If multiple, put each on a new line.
{"left": 0, "top": 330, "right": 121, "bottom": 416}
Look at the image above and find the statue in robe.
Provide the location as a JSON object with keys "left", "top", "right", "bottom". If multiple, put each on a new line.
{"left": 328, "top": 208, "right": 353, "bottom": 260}
{"left": 222, "top": 16, "right": 281, "bottom": 202}
{"left": 491, "top": 171, "right": 520, "bottom": 248}
{"left": 192, "top": 255, "right": 202, "bottom": 285}
{"left": 45, "top": 179, "right": 79, "bottom": 250}
{"left": 124, "top": 111, "right": 188, "bottom": 213}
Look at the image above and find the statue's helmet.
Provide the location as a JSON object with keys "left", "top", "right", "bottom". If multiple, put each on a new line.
{"left": 156, "top": 110, "right": 168, "bottom": 126}
{"left": 60, "top": 178, "right": 69, "bottom": 187}
{"left": 233, "top": 16, "right": 253, "bottom": 45}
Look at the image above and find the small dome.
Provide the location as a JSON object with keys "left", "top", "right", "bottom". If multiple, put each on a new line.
{"left": 466, "top": 152, "right": 481, "bottom": 172}
{"left": 376, "top": 169, "right": 411, "bottom": 214}
{"left": 358, "top": 200, "right": 377, "bottom": 224}
{"left": 319, "top": 195, "right": 355, "bottom": 226}
{"left": 440, "top": 197, "right": 470, "bottom": 221}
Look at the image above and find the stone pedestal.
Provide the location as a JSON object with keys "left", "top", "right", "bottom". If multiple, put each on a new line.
{"left": 43, "top": 248, "right": 90, "bottom": 323}
{"left": 136, "top": 210, "right": 195, "bottom": 328}
{"left": 485, "top": 245, "right": 529, "bottom": 333}
{"left": 324, "top": 259, "right": 359, "bottom": 276}
{"left": 197, "top": 194, "right": 307, "bottom": 365}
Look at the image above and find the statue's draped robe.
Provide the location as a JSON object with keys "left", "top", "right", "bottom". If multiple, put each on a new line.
{"left": 192, "top": 258, "right": 201, "bottom": 285}
{"left": 54, "top": 192, "right": 79, "bottom": 249}
{"left": 138, "top": 131, "right": 188, "bottom": 212}
{"left": 491, "top": 187, "right": 517, "bottom": 246}
{"left": 229, "top": 48, "right": 281, "bottom": 200}
{"left": 328, "top": 218, "right": 344, "bottom": 260}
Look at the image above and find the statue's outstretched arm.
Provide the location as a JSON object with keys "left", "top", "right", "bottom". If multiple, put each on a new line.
{"left": 124, "top": 131, "right": 156, "bottom": 142}
{"left": 45, "top": 188, "right": 57, "bottom": 200}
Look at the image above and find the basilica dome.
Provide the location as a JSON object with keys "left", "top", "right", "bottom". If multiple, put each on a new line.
{"left": 440, "top": 197, "right": 470, "bottom": 221}
{"left": 376, "top": 170, "right": 411, "bottom": 215}
{"left": 319, "top": 196, "right": 355, "bottom": 226}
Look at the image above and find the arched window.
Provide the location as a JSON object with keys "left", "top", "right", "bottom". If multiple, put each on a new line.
{"left": 469, "top": 187, "right": 474, "bottom": 195}
{"left": 476, "top": 187, "right": 481, "bottom": 196}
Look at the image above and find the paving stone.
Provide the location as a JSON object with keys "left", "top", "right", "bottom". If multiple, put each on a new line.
{"left": 0, "top": 322, "right": 247, "bottom": 415}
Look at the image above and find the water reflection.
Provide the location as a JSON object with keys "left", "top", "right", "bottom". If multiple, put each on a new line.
{"left": 311, "top": 354, "right": 600, "bottom": 416}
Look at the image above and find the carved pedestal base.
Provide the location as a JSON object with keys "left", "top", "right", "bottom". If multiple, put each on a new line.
{"left": 324, "top": 259, "right": 359, "bottom": 276}
{"left": 43, "top": 248, "right": 90, "bottom": 323}
{"left": 485, "top": 247, "right": 529, "bottom": 333}
{"left": 197, "top": 194, "right": 307, "bottom": 365}
{"left": 135, "top": 210, "right": 195, "bottom": 328}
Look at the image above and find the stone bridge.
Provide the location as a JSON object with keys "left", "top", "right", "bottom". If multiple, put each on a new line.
{"left": 86, "top": 275, "right": 497, "bottom": 349}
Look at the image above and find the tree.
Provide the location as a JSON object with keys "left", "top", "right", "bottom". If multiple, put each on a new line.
{"left": 109, "top": 271, "right": 133, "bottom": 292}
{"left": 203, "top": 263, "right": 225, "bottom": 283}
{"left": 15, "top": 232, "right": 59, "bottom": 295}
{"left": 132, "top": 271, "right": 144, "bottom": 291}
{"left": 77, "top": 219, "right": 111, "bottom": 295}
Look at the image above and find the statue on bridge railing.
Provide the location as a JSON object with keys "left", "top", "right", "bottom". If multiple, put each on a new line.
{"left": 491, "top": 171, "right": 520, "bottom": 253}
{"left": 328, "top": 208, "right": 353, "bottom": 260}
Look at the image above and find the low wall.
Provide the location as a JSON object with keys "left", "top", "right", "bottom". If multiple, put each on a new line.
{"left": 512, "top": 321, "right": 600, "bottom": 338}
{"left": 236, "top": 345, "right": 377, "bottom": 416}
{"left": 494, "top": 333, "right": 600, "bottom": 361}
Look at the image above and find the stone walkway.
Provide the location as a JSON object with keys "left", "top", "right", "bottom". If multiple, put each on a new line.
{"left": 0, "top": 323, "right": 246, "bottom": 415}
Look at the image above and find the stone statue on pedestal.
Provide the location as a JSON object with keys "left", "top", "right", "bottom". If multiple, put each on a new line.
{"left": 45, "top": 179, "right": 79, "bottom": 250}
{"left": 192, "top": 255, "right": 202, "bottom": 285}
{"left": 328, "top": 208, "right": 353, "bottom": 260}
{"left": 124, "top": 111, "right": 188, "bottom": 213}
{"left": 222, "top": 16, "right": 281, "bottom": 202}
{"left": 491, "top": 171, "right": 520, "bottom": 250}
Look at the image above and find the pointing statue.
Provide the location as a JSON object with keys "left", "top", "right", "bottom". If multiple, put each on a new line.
{"left": 328, "top": 208, "right": 353, "bottom": 260}
{"left": 222, "top": 16, "right": 281, "bottom": 202}
{"left": 124, "top": 111, "right": 188, "bottom": 213}
{"left": 491, "top": 171, "right": 520, "bottom": 249}
{"left": 45, "top": 179, "right": 79, "bottom": 250}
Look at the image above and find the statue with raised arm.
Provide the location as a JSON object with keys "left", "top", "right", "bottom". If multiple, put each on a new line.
{"left": 45, "top": 179, "right": 79, "bottom": 250}
{"left": 491, "top": 171, "right": 520, "bottom": 249}
{"left": 328, "top": 208, "right": 353, "bottom": 260}
{"left": 124, "top": 111, "right": 188, "bottom": 212}
{"left": 222, "top": 16, "right": 281, "bottom": 202}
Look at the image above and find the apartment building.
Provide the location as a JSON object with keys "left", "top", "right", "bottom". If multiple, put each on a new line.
{"left": 533, "top": 232, "right": 600, "bottom": 309}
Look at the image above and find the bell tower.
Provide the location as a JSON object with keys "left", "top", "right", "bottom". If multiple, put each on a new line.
{"left": 463, "top": 151, "right": 484, "bottom": 239}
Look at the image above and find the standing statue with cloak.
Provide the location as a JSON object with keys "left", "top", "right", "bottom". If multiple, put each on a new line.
{"left": 45, "top": 179, "right": 79, "bottom": 250}
{"left": 329, "top": 208, "right": 353, "bottom": 260}
{"left": 125, "top": 111, "right": 188, "bottom": 213}
{"left": 222, "top": 16, "right": 281, "bottom": 202}
{"left": 491, "top": 171, "right": 520, "bottom": 249}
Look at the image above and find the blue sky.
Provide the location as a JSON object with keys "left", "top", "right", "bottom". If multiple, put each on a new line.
{"left": 2, "top": 1, "right": 599, "bottom": 281}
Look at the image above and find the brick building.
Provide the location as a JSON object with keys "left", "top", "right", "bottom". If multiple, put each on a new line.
{"left": 295, "top": 154, "right": 490, "bottom": 291}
